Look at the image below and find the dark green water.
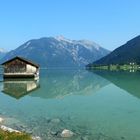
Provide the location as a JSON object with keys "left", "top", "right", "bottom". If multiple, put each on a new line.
{"left": 0, "top": 69, "right": 140, "bottom": 140}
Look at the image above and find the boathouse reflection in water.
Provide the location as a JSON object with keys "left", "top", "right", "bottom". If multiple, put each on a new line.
{"left": 2, "top": 79, "right": 40, "bottom": 99}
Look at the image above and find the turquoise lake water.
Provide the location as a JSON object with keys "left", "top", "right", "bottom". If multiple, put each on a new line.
{"left": 0, "top": 69, "right": 140, "bottom": 140}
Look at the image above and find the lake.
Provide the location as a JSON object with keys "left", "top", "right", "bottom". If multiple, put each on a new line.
{"left": 0, "top": 69, "right": 140, "bottom": 140}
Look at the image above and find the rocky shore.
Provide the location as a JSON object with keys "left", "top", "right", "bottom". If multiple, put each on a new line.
{"left": 0, "top": 116, "right": 41, "bottom": 140}
{"left": 0, "top": 116, "right": 76, "bottom": 140}
{"left": 0, "top": 116, "right": 115, "bottom": 140}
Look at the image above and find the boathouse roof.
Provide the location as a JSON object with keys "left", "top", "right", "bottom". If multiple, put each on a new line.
{"left": 1, "top": 56, "right": 39, "bottom": 68}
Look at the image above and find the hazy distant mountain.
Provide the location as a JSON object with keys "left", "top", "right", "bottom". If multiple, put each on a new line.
{"left": 1, "top": 36, "right": 110, "bottom": 67}
{"left": 0, "top": 48, "right": 7, "bottom": 59}
{"left": 90, "top": 35, "right": 140, "bottom": 65}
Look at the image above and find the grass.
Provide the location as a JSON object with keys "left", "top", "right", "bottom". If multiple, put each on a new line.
{"left": 0, "top": 129, "right": 32, "bottom": 140}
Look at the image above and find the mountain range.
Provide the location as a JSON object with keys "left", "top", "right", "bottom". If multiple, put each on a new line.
{"left": 90, "top": 35, "right": 140, "bottom": 65}
{"left": 0, "top": 36, "right": 110, "bottom": 67}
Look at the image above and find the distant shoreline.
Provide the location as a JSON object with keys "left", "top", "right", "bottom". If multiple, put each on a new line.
{"left": 86, "top": 64, "right": 140, "bottom": 71}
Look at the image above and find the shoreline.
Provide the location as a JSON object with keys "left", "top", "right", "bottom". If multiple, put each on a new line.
{"left": 86, "top": 64, "right": 140, "bottom": 71}
{"left": 0, "top": 116, "right": 41, "bottom": 140}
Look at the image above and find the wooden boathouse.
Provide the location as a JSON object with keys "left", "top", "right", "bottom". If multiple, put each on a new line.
{"left": 1, "top": 56, "right": 39, "bottom": 79}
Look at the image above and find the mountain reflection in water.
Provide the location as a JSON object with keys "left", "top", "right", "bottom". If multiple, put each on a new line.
{"left": 92, "top": 70, "right": 140, "bottom": 99}
{"left": 1, "top": 70, "right": 140, "bottom": 140}
{"left": 2, "top": 79, "right": 40, "bottom": 99}
{"left": 29, "top": 70, "right": 110, "bottom": 99}
{"left": 2, "top": 70, "right": 140, "bottom": 100}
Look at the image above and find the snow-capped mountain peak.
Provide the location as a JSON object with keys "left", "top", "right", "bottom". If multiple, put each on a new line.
{"left": 54, "top": 36, "right": 101, "bottom": 51}
{"left": 77, "top": 40, "right": 100, "bottom": 51}
{"left": 0, "top": 48, "right": 7, "bottom": 53}
{"left": 0, "top": 48, "right": 7, "bottom": 59}
{"left": 54, "top": 35, "right": 73, "bottom": 43}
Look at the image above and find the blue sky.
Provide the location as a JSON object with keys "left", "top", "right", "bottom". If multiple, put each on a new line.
{"left": 0, "top": 0, "right": 140, "bottom": 51}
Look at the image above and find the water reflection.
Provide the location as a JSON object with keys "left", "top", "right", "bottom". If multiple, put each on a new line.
{"left": 30, "top": 70, "right": 110, "bottom": 99}
{"left": 1, "top": 70, "right": 140, "bottom": 140}
{"left": 2, "top": 79, "right": 40, "bottom": 99}
{"left": 92, "top": 70, "right": 140, "bottom": 99}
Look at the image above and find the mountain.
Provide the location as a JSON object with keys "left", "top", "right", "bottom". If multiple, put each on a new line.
{"left": 0, "top": 36, "right": 110, "bottom": 67}
{"left": 0, "top": 48, "right": 7, "bottom": 59}
{"left": 90, "top": 35, "right": 140, "bottom": 65}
